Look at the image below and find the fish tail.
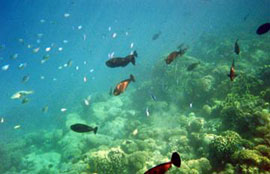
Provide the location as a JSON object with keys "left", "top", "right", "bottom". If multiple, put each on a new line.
{"left": 131, "top": 56, "right": 136, "bottom": 65}
{"left": 94, "top": 127, "right": 98, "bottom": 134}
{"left": 133, "top": 50, "right": 138, "bottom": 57}
{"left": 171, "top": 152, "right": 181, "bottom": 168}
{"left": 130, "top": 74, "right": 135, "bottom": 82}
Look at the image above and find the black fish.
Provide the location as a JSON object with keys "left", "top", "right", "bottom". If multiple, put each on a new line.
{"left": 70, "top": 123, "right": 98, "bottom": 134}
{"left": 22, "top": 98, "right": 29, "bottom": 104}
{"left": 152, "top": 31, "right": 162, "bottom": 40}
{"left": 22, "top": 75, "right": 30, "bottom": 83}
{"left": 187, "top": 62, "right": 200, "bottom": 71}
{"left": 106, "top": 51, "right": 137, "bottom": 68}
{"left": 234, "top": 39, "right": 240, "bottom": 55}
{"left": 256, "top": 23, "right": 270, "bottom": 35}
{"left": 151, "top": 94, "right": 157, "bottom": 101}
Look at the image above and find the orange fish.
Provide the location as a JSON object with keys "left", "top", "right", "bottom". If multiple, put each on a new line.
{"left": 165, "top": 46, "right": 188, "bottom": 64}
{"left": 144, "top": 152, "right": 181, "bottom": 174}
{"left": 113, "top": 74, "right": 135, "bottom": 96}
{"left": 228, "top": 58, "right": 237, "bottom": 81}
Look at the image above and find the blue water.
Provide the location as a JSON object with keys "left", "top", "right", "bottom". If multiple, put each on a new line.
{"left": 0, "top": 0, "right": 267, "bottom": 134}
{"left": 0, "top": 0, "right": 270, "bottom": 173}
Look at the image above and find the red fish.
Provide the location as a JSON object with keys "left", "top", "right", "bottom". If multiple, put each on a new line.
{"left": 165, "top": 46, "right": 188, "bottom": 64}
{"left": 228, "top": 58, "right": 237, "bottom": 81}
{"left": 144, "top": 152, "right": 181, "bottom": 174}
{"left": 113, "top": 74, "right": 135, "bottom": 96}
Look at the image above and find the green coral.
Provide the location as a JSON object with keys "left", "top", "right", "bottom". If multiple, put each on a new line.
{"left": 127, "top": 151, "right": 148, "bottom": 172}
{"left": 88, "top": 148, "right": 128, "bottom": 174}
{"left": 232, "top": 149, "right": 270, "bottom": 172}
{"left": 209, "top": 131, "right": 243, "bottom": 168}
{"left": 220, "top": 93, "right": 264, "bottom": 133}
{"left": 255, "top": 145, "right": 270, "bottom": 158}
{"left": 188, "top": 119, "right": 203, "bottom": 133}
{"left": 261, "top": 88, "right": 270, "bottom": 102}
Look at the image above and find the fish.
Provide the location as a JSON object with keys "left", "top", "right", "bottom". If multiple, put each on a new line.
{"left": 18, "top": 63, "right": 27, "bottom": 70}
{"left": 11, "top": 90, "right": 34, "bottom": 99}
{"left": 113, "top": 74, "right": 135, "bottom": 96}
{"left": 70, "top": 123, "right": 98, "bottom": 134}
{"left": 14, "top": 125, "right": 21, "bottom": 129}
{"left": 61, "top": 108, "right": 67, "bottom": 112}
{"left": 2, "top": 64, "right": 9, "bottom": 71}
{"left": 41, "top": 55, "right": 50, "bottom": 64}
{"left": 190, "top": 103, "right": 193, "bottom": 108}
{"left": 132, "top": 129, "right": 138, "bottom": 136}
{"left": 234, "top": 39, "right": 240, "bottom": 55}
{"left": 146, "top": 107, "right": 150, "bottom": 117}
{"left": 108, "top": 52, "right": 115, "bottom": 59}
{"left": 152, "top": 31, "right": 162, "bottom": 40}
{"left": 84, "top": 95, "right": 91, "bottom": 106}
{"left": 228, "top": 58, "right": 237, "bottom": 81}
{"left": 106, "top": 51, "right": 138, "bottom": 68}
{"left": 45, "top": 47, "right": 51, "bottom": 52}
{"left": 42, "top": 106, "right": 49, "bottom": 113}
{"left": 64, "top": 13, "right": 70, "bottom": 18}
{"left": 67, "top": 59, "right": 73, "bottom": 67}
{"left": 130, "top": 42, "right": 134, "bottom": 48}
{"left": 10, "top": 53, "right": 18, "bottom": 60}
{"left": 33, "top": 47, "right": 40, "bottom": 53}
{"left": 150, "top": 94, "right": 157, "bottom": 101}
{"left": 84, "top": 99, "right": 90, "bottom": 106}
{"left": 21, "top": 98, "right": 29, "bottom": 104}
{"left": 18, "top": 38, "right": 24, "bottom": 43}
{"left": 165, "top": 45, "right": 188, "bottom": 64}
{"left": 112, "top": 33, "right": 117, "bottom": 38}
{"left": 22, "top": 75, "right": 30, "bottom": 83}
{"left": 144, "top": 152, "right": 181, "bottom": 174}
{"left": 58, "top": 47, "right": 63, "bottom": 51}
{"left": 256, "top": 23, "right": 270, "bottom": 35}
{"left": 187, "top": 62, "right": 200, "bottom": 71}
{"left": 37, "top": 33, "right": 43, "bottom": 38}
{"left": 83, "top": 76, "right": 87, "bottom": 82}
{"left": 0, "top": 117, "right": 4, "bottom": 123}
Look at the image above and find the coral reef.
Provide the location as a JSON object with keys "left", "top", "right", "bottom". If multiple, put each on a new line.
{"left": 208, "top": 131, "right": 244, "bottom": 168}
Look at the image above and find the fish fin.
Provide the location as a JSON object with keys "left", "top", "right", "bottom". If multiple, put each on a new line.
{"left": 133, "top": 50, "right": 138, "bottom": 57}
{"left": 171, "top": 152, "right": 181, "bottom": 168}
{"left": 131, "top": 56, "right": 136, "bottom": 65}
{"left": 130, "top": 74, "right": 135, "bottom": 82}
{"left": 94, "top": 127, "right": 98, "bottom": 134}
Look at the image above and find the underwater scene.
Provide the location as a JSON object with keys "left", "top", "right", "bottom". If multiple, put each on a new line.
{"left": 1, "top": 0, "right": 270, "bottom": 173}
